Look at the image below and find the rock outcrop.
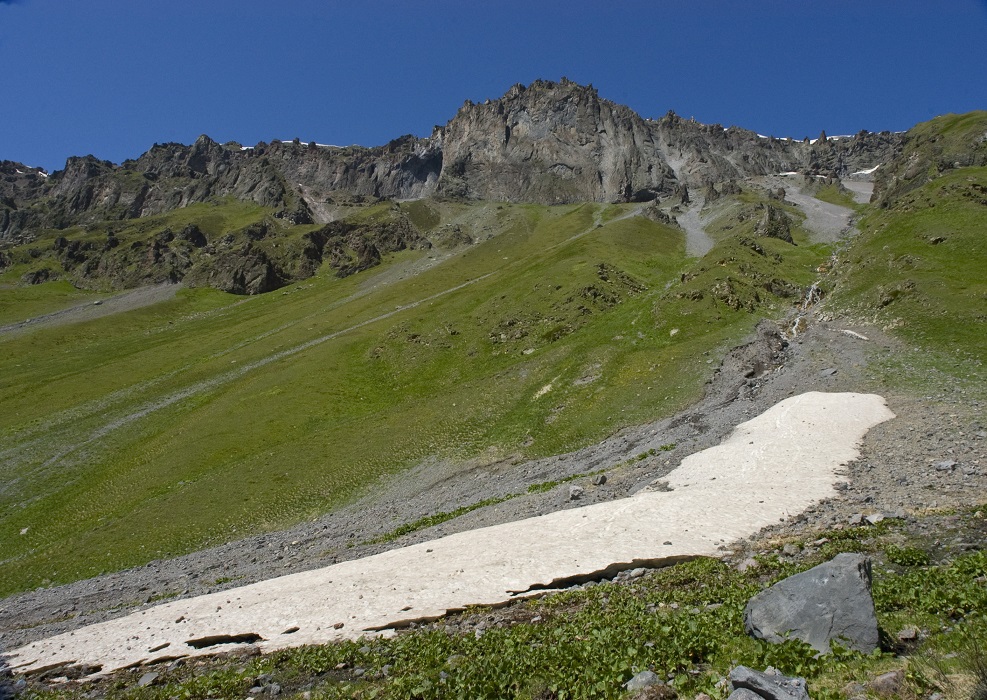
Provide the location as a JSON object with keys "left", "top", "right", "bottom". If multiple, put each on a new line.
{"left": 744, "top": 553, "right": 880, "bottom": 654}
{"left": 872, "top": 110, "right": 987, "bottom": 207}
{"left": 1, "top": 80, "right": 907, "bottom": 245}
{"left": 434, "top": 79, "right": 676, "bottom": 203}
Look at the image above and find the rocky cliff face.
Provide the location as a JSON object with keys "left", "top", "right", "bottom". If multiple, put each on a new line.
{"left": 872, "top": 111, "right": 987, "bottom": 207}
{"left": 434, "top": 80, "right": 676, "bottom": 203}
{"left": 1, "top": 79, "right": 906, "bottom": 244}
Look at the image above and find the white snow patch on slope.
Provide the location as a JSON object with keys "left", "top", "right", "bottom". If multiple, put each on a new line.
{"left": 851, "top": 164, "right": 881, "bottom": 175}
{"left": 6, "top": 392, "right": 894, "bottom": 677}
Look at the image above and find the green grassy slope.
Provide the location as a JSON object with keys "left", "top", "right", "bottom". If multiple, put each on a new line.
{"left": 828, "top": 167, "right": 987, "bottom": 396}
{"left": 0, "top": 197, "right": 827, "bottom": 595}
{"left": 873, "top": 111, "right": 987, "bottom": 206}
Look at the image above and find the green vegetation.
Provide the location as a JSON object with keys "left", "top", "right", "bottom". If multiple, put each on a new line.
{"left": 525, "top": 469, "right": 605, "bottom": 495}
{"left": 813, "top": 182, "right": 866, "bottom": 212}
{"left": 367, "top": 495, "right": 517, "bottom": 544}
{"left": 0, "top": 280, "right": 109, "bottom": 325}
{"left": 828, "top": 167, "right": 987, "bottom": 397}
{"left": 23, "top": 507, "right": 987, "bottom": 699}
{"left": 874, "top": 111, "right": 987, "bottom": 205}
{"left": 0, "top": 197, "right": 829, "bottom": 596}
{"left": 9, "top": 114, "right": 987, "bottom": 699}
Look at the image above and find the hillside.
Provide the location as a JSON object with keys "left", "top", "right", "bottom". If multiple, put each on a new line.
{"left": 1, "top": 83, "right": 986, "bottom": 699}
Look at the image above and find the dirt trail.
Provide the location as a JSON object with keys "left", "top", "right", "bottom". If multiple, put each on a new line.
{"left": 0, "top": 283, "right": 180, "bottom": 337}
{"left": 0, "top": 274, "right": 496, "bottom": 505}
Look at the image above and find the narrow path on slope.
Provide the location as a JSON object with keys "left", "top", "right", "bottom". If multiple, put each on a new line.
{"left": 543, "top": 203, "right": 647, "bottom": 254}
{"left": 0, "top": 283, "right": 181, "bottom": 337}
{"left": 0, "top": 274, "right": 495, "bottom": 501}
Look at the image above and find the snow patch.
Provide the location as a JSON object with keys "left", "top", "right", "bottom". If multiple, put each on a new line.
{"left": 809, "top": 135, "right": 852, "bottom": 145}
{"left": 851, "top": 164, "right": 880, "bottom": 175}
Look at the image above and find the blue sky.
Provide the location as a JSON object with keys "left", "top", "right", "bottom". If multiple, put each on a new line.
{"left": 1, "top": 0, "right": 985, "bottom": 172}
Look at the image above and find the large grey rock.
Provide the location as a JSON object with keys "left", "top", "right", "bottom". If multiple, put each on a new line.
{"left": 729, "top": 666, "right": 809, "bottom": 700}
{"left": 744, "top": 553, "right": 879, "bottom": 654}
{"left": 624, "top": 670, "right": 662, "bottom": 691}
{"left": 727, "top": 690, "right": 767, "bottom": 700}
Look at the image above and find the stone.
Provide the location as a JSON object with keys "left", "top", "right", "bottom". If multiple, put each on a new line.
{"left": 625, "top": 670, "right": 663, "bottom": 691}
{"left": 848, "top": 513, "right": 863, "bottom": 526}
{"left": 568, "top": 485, "right": 584, "bottom": 501}
{"left": 818, "top": 367, "right": 838, "bottom": 378}
{"left": 729, "top": 666, "right": 809, "bottom": 700}
{"left": 592, "top": 473, "right": 607, "bottom": 486}
{"left": 743, "top": 553, "right": 879, "bottom": 654}
{"left": 782, "top": 543, "right": 800, "bottom": 557}
{"left": 137, "top": 672, "right": 159, "bottom": 687}
{"left": 867, "top": 670, "right": 905, "bottom": 698}
{"left": 842, "top": 681, "right": 866, "bottom": 697}
{"left": 737, "top": 557, "right": 759, "bottom": 572}
{"left": 865, "top": 513, "right": 885, "bottom": 525}
{"left": 897, "top": 625, "right": 919, "bottom": 641}
{"left": 935, "top": 460, "right": 957, "bottom": 471}
{"left": 726, "top": 690, "right": 763, "bottom": 700}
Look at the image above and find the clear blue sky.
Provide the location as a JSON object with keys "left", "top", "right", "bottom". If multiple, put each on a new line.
{"left": 2, "top": 0, "right": 985, "bottom": 172}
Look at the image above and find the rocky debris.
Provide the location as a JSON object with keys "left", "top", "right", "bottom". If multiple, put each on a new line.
{"left": 743, "top": 553, "right": 879, "bottom": 654}
{"left": 5, "top": 200, "right": 428, "bottom": 295}
{"left": 897, "top": 625, "right": 919, "bottom": 642}
{"left": 184, "top": 242, "right": 284, "bottom": 295}
{"left": 728, "top": 666, "right": 809, "bottom": 700}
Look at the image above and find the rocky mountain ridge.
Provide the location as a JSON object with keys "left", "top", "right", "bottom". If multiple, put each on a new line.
{"left": 1, "top": 79, "right": 904, "bottom": 244}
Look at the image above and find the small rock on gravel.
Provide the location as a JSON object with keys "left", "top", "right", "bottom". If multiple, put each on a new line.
{"left": 137, "top": 672, "right": 159, "bottom": 687}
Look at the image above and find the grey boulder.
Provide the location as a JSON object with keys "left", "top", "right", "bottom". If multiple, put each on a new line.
{"left": 727, "top": 690, "right": 765, "bottom": 700}
{"left": 744, "top": 553, "right": 879, "bottom": 654}
{"left": 729, "top": 666, "right": 810, "bottom": 700}
{"left": 625, "top": 670, "right": 662, "bottom": 691}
